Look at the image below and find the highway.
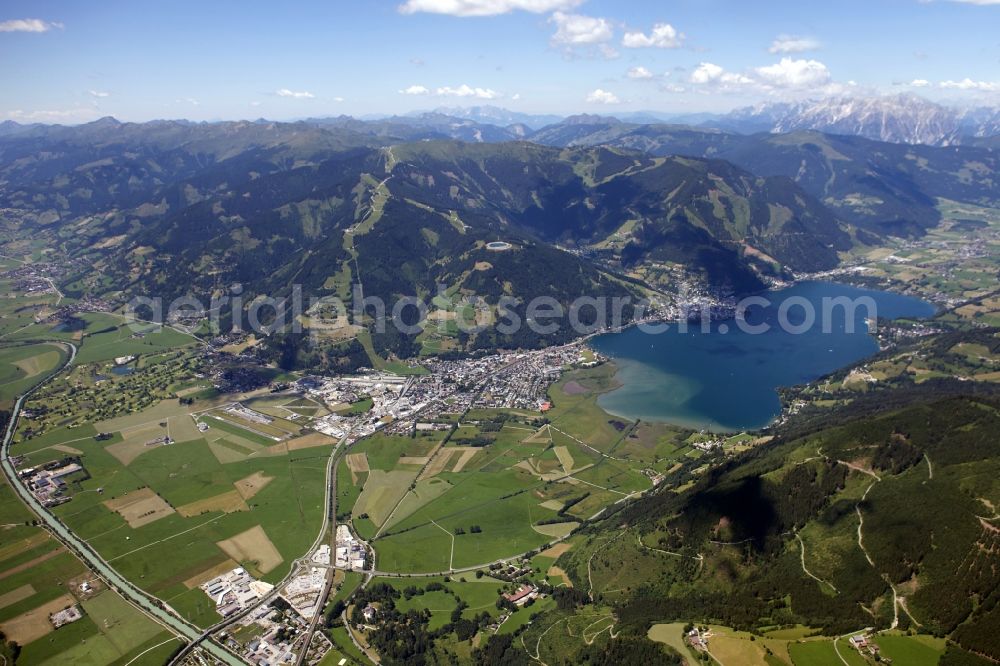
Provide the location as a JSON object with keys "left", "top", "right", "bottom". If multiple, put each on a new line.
{"left": 0, "top": 341, "right": 244, "bottom": 665}
{"left": 291, "top": 444, "right": 342, "bottom": 666}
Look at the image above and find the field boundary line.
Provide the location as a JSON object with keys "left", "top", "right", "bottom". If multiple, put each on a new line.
{"left": 107, "top": 513, "right": 227, "bottom": 562}
{"left": 123, "top": 636, "right": 184, "bottom": 666}
{"left": 430, "top": 519, "right": 454, "bottom": 570}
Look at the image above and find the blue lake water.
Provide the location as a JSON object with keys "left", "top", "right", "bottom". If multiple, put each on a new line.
{"left": 589, "top": 281, "right": 936, "bottom": 432}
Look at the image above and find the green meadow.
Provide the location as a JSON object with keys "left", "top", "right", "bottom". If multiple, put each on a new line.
{"left": 0, "top": 343, "right": 68, "bottom": 402}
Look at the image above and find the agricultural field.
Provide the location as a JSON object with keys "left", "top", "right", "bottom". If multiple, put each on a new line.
{"left": 0, "top": 479, "right": 178, "bottom": 664}
{"left": 644, "top": 623, "right": 944, "bottom": 666}
{"left": 844, "top": 198, "right": 1000, "bottom": 325}
{"left": 330, "top": 370, "right": 699, "bottom": 575}
{"left": 72, "top": 318, "right": 198, "bottom": 366}
{"left": 782, "top": 324, "right": 1000, "bottom": 420}
{"left": 0, "top": 343, "right": 67, "bottom": 403}
{"left": 7, "top": 338, "right": 333, "bottom": 629}
{"left": 0, "top": 273, "right": 62, "bottom": 342}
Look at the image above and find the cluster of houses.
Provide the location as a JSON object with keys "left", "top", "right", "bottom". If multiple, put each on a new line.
{"left": 357, "top": 345, "right": 595, "bottom": 437}
{"left": 292, "top": 342, "right": 601, "bottom": 446}
{"left": 487, "top": 560, "right": 535, "bottom": 583}
{"left": 471, "top": 358, "right": 563, "bottom": 411}
{"left": 19, "top": 461, "right": 84, "bottom": 507}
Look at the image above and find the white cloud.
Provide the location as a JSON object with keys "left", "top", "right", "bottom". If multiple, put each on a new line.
{"left": 939, "top": 78, "right": 1000, "bottom": 91}
{"left": 333, "top": 96, "right": 345, "bottom": 102}
{"left": 0, "top": 18, "right": 63, "bottom": 33}
{"left": 177, "top": 98, "right": 200, "bottom": 106}
{"left": 754, "top": 57, "right": 831, "bottom": 88}
{"left": 398, "top": 0, "right": 580, "bottom": 17}
{"left": 250, "top": 101, "right": 262, "bottom": 107}
{"left": 511, "top": 92, "right": 521, "bottom": 100}
{"left": 687, "top": 58, "right": 833, "bottom": 93}
{"left": 689, "top": 62, "right": 753, "bottom": 87}
{"left": 436, "top": 84, "right": 501, "bottom": 98}
{"left": 909, "top": 79, "right": 931, "bottom": 87}
{"left": 550, "top": 11, "right": 612, "bottom": 44}
{"left": 768, "top": 35, "right": 821, "bottom": 54}
{"left": 88, "top": 90, "right": 109, "bottom": 98}
{"left": 276, "top": 88, "right": 314, "bottom": 99}
{"left": 690, "top": 62, "right": 724, "bottom": 84}
{"left": 946, "top": 0, "right": 1000, "bottom": 4}
{"left": 719, "top": 72, "right": 754, "bottom": 86}
{"left": 399, "top": 83, "right": 501, "bottom": 99}
{"left": 622, "top": 23, "right": 683, "bottom": 49}
{"left": 627, "top": 66, "right": 654, "bottom": 80}
{"left": 586, "top": 88, "right": 620, "bottom": 104}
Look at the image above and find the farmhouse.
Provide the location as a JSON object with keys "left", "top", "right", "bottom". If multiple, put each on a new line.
{"left": 502, "top": 584, "right": 538, "bottom": 607}
{"left": 20, "top": 461, "right": 84, "bottom": 506}
{"left": 849, "top": 633, "right": 882, "bottom": 657}
{"left": 686, "top": 628, "right": 709, "bottom": 651}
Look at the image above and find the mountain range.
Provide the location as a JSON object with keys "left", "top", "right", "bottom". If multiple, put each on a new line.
{"left": 419, "top": 96, "right": 1000, "bottom": 147}
{"left": 716, "top": 94, "right": 1000, "bottom": 146}
{"left": 362, "top": 95, "right": 1000, "bottom": 147}
{"left": 1, "top": 100, "right": 998, "bottom": 360}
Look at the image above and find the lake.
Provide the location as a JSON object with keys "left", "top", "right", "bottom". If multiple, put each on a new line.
{"left": 589, "top": 281, "right": 936, "bottom": 432}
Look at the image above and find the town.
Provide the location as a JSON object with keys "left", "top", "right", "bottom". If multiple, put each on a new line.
{"left": 295, "top": 344, "right": 599, "bottom": 446}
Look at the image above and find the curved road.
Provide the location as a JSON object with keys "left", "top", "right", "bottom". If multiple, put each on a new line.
{"left": 0, "top": 341, "right": 243, "bottom": 665}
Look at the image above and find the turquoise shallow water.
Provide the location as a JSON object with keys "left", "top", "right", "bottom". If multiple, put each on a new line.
{"left": 589, "top": 281, "right": 936, "bottom": 432}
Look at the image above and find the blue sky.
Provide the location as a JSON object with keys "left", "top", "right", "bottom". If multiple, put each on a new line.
{"left": 2, "top": 0, "right": 999, "bottom": 123}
